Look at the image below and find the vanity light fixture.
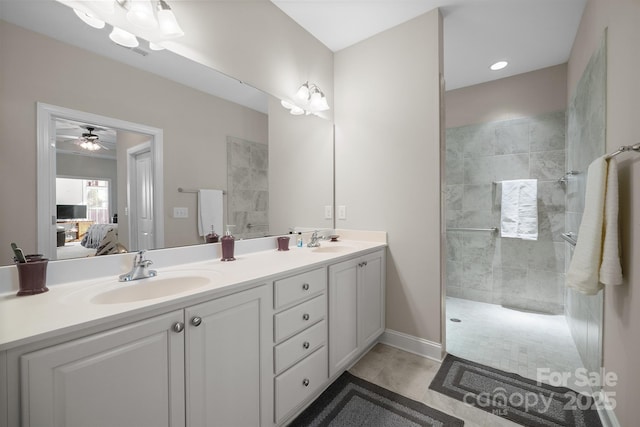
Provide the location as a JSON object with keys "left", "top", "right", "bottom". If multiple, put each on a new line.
{"left": 72, "top": 0, "right": 184, "bottom": 49}
{"left": 282, "top": 82, "right": 330, "bottom": 116}
{"left": 490, "top": 60, "right": 508, "bottom": 71}
{"left": 148, "top": 41, "right": 165, "bottom": 51}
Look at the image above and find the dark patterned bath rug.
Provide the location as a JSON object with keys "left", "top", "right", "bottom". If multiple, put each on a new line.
{"left": 289, "top": 371, "right": 464, "bottom": 426}
{"left": 429, "top": 354, "right": 603, "bottom": 427}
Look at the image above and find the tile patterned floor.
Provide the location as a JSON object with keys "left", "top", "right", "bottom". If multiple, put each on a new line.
{"left": 349, "top": 343, "right": 521, "bottom": 427}
{"left": 445, "top": 297, "right": 588, "bottom": 393}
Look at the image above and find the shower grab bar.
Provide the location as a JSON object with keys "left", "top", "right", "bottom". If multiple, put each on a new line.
{"left": 447, "top": 227, "right": 498, "bottom": 233}
{"left": 561, "top": 232, "right": 578, "bottom": 247}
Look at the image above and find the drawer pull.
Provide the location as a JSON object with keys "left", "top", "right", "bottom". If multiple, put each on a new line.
{"left": 303, "top": 341, "right": 310, "bottom": 349}
{"left": 191, "top": 316, "right": 202, "bottom": 327}
{"left": 302, "top": 313, "right": 310, "bottom": 321}
{"left": 172, "top": 322, "right": 185, "bottom": 333}
{"left": 302, "top": 378, "right": 310, "bottom": 387}
{"left": 302, "top": 283, "right": 310, "bottom": 291}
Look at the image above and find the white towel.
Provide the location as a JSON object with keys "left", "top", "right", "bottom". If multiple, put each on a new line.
{"left": 600, "top": 158, "right": 623, "bottom": 285}
{"left": 197, "top": 189, "right": 223, "bottom": 238}
{"left": 500, "top": 179, "right": 538, "bottom": 240}
{"left": 567, "top": 157, "right": 623, "bottom": 295}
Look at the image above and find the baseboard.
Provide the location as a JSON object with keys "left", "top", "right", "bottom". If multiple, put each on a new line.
{"left": 379, "top": 329, "right": 442, "bottom": 362}
{"left": 595, "top": 390, "right": 621, "bottom": 427}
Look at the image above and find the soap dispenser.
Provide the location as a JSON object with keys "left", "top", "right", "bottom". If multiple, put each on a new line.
{"left": 297, "top": 232, "right": 303, "bottom": 247}
{"left": 221, "top": 225, "right": 236, "bottom": 261}
{"left": 206, "top": 225, "right": 219, "bottom": 243}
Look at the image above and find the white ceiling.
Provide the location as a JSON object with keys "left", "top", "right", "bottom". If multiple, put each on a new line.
{"left": 271, "top": 0, "right": 588, "bottom": 90}
{"left": 0, "top": 0, "right": 588, "bottom": 104}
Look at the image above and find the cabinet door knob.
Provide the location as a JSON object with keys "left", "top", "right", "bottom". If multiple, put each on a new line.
{"left": 302, "top": 313, "right": 310, "bottom": 321}
{"left": 191, "top": 316, "right": 202, "bottom": 327}
{"left": 302, "top": 283, "right": 310, "bottom": 291}
{"left": 364, "top": 261, "right": 368, "bottom": 266}
{"left": 302, "top": 378, "right": 310, "bottom": 387}
{"left": 172, "top": 322, "right": 185, "bottom": 333}
{"left": 303, "top": 341, "right": 310, "bottom": 349}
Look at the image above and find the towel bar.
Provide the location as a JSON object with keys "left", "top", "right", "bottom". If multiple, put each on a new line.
{"left": 178, "top": 187, "right": 227, "bottom": 195}
{"left": 447, "top": 227, "right": 498, "bottom": 233}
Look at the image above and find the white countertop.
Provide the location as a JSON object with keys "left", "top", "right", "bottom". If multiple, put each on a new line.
{"left": 0, "top": 238, "right": 385, "bottom": 351}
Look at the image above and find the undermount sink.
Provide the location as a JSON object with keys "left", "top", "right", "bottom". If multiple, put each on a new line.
{"left": 311, "top": 245, "right": 354, "bottom": 254}
{"left": 90, "top": 275, "right": 211, "bottom": 304}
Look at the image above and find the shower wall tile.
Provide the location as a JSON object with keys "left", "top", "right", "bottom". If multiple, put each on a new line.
{"left": 495, "top": 121, "right": 529, "bottom": 155}
{"left": 464, "top": 154, "right": 530, "bottom": 184}
{"left": 530, "top": 111, "right": 566, "bottom": 152}
{"left": 445, "top": 111, "right": 567, "bottom": 313}
{"left": 538, "top": 181, "right": 566, "bottom": 211}
{"left": 227, "top": 137, "right": 269, "bottom": 239}
{"left": 462, "top": 184, "right": 492, "bottom": 211}
{"left": 462, "top": 124, "right": 497, "bottom": 158}
{"left": 530, "top": 150, "right": 566, "bottom": 180}
{"left": 445, "top": 185, "right": 463, "bottom": 211}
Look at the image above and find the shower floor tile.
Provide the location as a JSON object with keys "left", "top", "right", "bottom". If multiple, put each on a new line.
{"left": 446, "top": 297, "right": 589, "bottom": 394}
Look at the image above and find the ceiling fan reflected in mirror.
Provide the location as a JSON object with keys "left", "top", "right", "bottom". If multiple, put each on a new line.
{"left": 77, "top": 126, "right": 106, "bottom": 151}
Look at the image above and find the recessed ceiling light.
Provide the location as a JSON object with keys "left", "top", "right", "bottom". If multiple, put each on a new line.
{"left": 490, "top": 61, "right": 508, "bottom": 71}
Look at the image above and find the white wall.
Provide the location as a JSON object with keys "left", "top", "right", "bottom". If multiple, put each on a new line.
{"left": 446, "top": 64, "right": 567, "bottom": 128}
{"left": 567, "top": 1, "right": 640, "bottom": 425}
{"left": 335, "top": 9, "right": 443, "bottom": 343}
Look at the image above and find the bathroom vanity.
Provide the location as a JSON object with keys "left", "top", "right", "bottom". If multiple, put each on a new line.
{"left": 0, "top": 235, "right": 386, "bottom": 427}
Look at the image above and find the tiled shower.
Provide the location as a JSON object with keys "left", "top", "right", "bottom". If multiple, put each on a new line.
{"left": 445, "top": 111, "right": 567, "bottom": 314}
{"left": 445, "top": 33, "right": 606, "bottom": 386}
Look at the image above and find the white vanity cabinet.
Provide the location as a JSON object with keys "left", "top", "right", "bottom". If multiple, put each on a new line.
{"left": 272, "top": 267, "right": 328, "bottom": 424}
{"left": 185, "top": 284, "right": 272, "bottom": 427}
{"left": 10, "top": 284, "right": 272, "bottom": 427}
{"left": 329, "top": 249, "right": 385, "bottom": 377}
{"left": 17, "top": 310, "right": 186, "bottom": 427}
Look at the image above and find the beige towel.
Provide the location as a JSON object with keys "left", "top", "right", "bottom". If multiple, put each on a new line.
{"left": 600, "top": 158, "right": 623, "bottom": 285}
{"left": 567, "top": 156, "right": 623, "bottom": 295}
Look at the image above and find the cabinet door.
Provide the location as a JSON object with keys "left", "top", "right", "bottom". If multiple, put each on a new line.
{"left": 358, "top": 251, "right": 385, "bottom": 349}
{"left": 20, "top": 311, "right": 185, "bottom": 427}
{"left": 328, "top": 259, "right": 359, "bottom": 378}
{"left": 185, "top": 285, "right": 272, "bottom": 427}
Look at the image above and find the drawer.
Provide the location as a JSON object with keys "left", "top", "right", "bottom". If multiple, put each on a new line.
{"left": 275, "top": 346, "right": 328, "bottom": 423}
{"left": 274, "top": 268, "right": 326, "bottom": 309}
{"left": 274, "top": 294, "right": 326, "bottom": 343}
{"left": 274, "top": 320, "right": 326, "bottom": 375}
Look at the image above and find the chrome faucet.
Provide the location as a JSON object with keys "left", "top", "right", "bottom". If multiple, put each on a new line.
{"left": 307, "top": 231, "right": 323, "bottom": 248}
{"left": 119, "top": 250, "right": 157, "bottom": 282}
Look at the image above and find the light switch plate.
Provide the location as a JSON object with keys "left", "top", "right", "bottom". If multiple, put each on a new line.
{"left": 338, "top": 205, "right": 346, "bottom": 220}
{"left": 173, "top": 207, "right": 188, "bottom": 218}
{"left": 324, "top": 205, "right": 332, "bottom": 219}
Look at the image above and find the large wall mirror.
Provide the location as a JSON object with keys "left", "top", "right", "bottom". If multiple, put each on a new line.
{"left": 0, "top": 0, "right": 334, "bottom": 266}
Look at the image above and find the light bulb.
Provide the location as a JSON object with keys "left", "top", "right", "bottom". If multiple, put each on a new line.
{"left": 281, "top": 100, "right": 294, "bottom": 110}
{"left": 296, "top": 83, "right": 310, "bottom": 101}
{"left": 290, "top": 106, "right": 305, "bottom": 116}
{"left": 127, "top": 0, "right": 158, "bottom": 29}
{"left": 92, "top": 0, "right": 115, "bottom": 15}
{"left": 73, "top": 9, "right": 105, "bottom": 29}
{"left": 109, "top": 27, "right": 139, "bottom": 48}
{"left": 157, "top": 1, "right": 184, "bottom": 37}
{"left": 490, "top": 61, "right": 508, "bottom": 71}
{"left": 149, "top": 42, "right": 165, "bottom": 51}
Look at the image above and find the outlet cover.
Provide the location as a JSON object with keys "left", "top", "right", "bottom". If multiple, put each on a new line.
{"left": 324, "top": 205, "right": 332, "bottom": 219}
{"left": 173, "top": 207, "right": 188, "bottom": 218}
{"left": 338, "top": 205, "right": 346, "bottom": 220}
